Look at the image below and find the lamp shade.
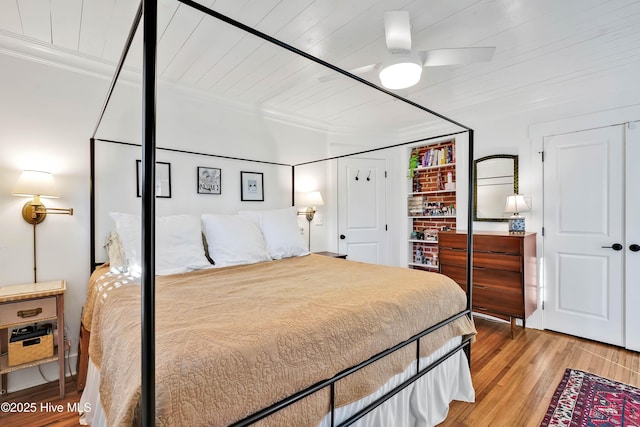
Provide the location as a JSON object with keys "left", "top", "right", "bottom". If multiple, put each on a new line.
{"left": 303, "top": 191, "right": 324, "bottom": 207}
{"left": 12, "top": 170, "right": 59, "bottom": 198}
{"left": 504, "top": 194, "right": 530, "bottom": 214}
{"left": 378, "top": 53, "right": 423, "bottom": 89}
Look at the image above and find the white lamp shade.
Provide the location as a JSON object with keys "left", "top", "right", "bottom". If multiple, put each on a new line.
{"left": 303, "top": 191, "right": 324, "bottom": 207}
{"left": 12, "top": 170, "right": 59, "bottom": 198}
{"left": 378, "top": 54, "right": 423, "bottom": 89}
{"left": 504, "top": 194, "right": 530, "bottom": 214}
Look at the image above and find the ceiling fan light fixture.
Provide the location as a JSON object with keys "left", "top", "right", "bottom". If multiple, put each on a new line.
{"left": 378, "top": 54, "right": 422, "bottom": 89}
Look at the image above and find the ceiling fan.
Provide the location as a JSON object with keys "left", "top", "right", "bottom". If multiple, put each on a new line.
{"left": 328, "top": 11, "right": 496, "bottom": 90}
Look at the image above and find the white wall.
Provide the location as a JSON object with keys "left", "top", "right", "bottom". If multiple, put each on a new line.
{"left": 0, "top": 52, "right": 107, "bottom": 391}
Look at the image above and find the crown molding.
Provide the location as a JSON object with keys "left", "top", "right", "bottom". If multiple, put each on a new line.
{"left": 0, "top": 29, "right": 123, "bottom": 82}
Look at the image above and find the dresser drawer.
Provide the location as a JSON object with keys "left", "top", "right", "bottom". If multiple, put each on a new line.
{"left": 439, "top": 249, "right": 522, "bottom": 272}
{"left": 439, "top": 248, "right": 467, "bottom": 267}
{"left": 438, "top": 232, "right": 467, "bottom": 249}
{"left": 473, "top": 286, "right": 523, "bottom": 317}
{"left": 474, "top": 252, "right": 522, "bottom": 272}
{"left": 0, "top": 297, "right": 57, "bottom": 328}
{"left": 439, "top": 232, "right": 523, "bottom": 255}
{"left": 473, "top": 235, "right": 522, "bottom": 254}
{"left": 440, "top": 263, "right": 467, "bottom": 286}
{"left": 441, "top": 264, "right": 522, "bottom": 291}
{"left": 474, "top": 267, "right": 523, "bottom": 290}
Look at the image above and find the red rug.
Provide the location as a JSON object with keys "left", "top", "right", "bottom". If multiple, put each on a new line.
{"left": 541, "top": 368, "right": 640, "bottom": 426}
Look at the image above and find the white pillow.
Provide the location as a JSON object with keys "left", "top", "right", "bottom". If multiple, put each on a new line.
{"left": 200, "top": 214, "right": 272, "bottom": 267}
{"left": 238, "top": 207, "right": 309, "bottom": 260}
{"left": 109, "top": 212, "right": 214, "bottom": 276}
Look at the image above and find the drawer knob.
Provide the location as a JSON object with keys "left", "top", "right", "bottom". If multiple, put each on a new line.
{"left": 17, "top": 307, "right": 42, "bottom": 318}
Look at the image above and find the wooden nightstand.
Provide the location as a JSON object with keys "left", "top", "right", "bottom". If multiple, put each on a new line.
{"left": 0, "top": 280, "right": 66, "bottom": 398}
{"left": 314, "top": 251, "right": 347, "bottom": 259}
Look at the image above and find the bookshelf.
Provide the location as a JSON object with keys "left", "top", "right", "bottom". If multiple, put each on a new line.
{"left": 407, "top": 140, "right": 457, "bottom": 271}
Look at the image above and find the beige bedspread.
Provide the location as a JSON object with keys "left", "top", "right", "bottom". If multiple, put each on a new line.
{"left": 82, "top": 263, "right": 133, "bottom": 333}
{"left": 88, "top": 254, "right": 475, "bottom": 426}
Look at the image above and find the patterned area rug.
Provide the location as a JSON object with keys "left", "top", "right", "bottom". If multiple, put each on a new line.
{"left": 541, "top": 368, "right": 640, "bottom": 426}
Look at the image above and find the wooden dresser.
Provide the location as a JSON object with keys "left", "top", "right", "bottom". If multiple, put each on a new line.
{"left": 438, "top": 231, "right": 537, "bottom": 336}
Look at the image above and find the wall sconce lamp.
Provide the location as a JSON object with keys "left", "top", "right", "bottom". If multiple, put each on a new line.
{"left": 12, "top": 170, "right": 74, "bottom": 282}
{"left": 504, "top": 194, "right": 530, "bottom": 234}
{"left": 299, "top": 191, "right": 324, "bottom": 250}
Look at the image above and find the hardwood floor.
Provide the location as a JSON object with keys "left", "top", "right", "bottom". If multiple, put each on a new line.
{"left": 1, "top": 378, "right": 81, "bottom": 427}
{"left": 442, "top": 317, "right": 640, "bottom": 426}
{"left": 1, "top": 317, "right": 638, "bottom": 426}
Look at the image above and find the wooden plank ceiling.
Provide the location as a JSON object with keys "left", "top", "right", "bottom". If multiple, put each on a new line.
{"left": 1, "top": 0, "right": 639, "bottom": 132}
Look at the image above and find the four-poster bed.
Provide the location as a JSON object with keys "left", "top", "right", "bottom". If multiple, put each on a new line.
{"left": 78, "top": 0, "right": 477, "bottom": 425}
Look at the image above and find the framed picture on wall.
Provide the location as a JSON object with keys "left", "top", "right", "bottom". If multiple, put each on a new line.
{"left": 197, "top": 167, "right": 221, "bottom": 194}
{"left": 240, "top": 171, "right": 264, "bottom": 201}
{"left": 136, "top": 160, "right": 171, "bottom": 198}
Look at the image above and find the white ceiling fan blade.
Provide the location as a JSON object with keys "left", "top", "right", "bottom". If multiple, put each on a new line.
{"left": 422, "top": 47, "right": 496, "bottom": 66}
{"left": 384, "top": 11, "right": 412, "bottom": 52}
{"left": 318, "top": 63, "right": 378, "bottom": 82}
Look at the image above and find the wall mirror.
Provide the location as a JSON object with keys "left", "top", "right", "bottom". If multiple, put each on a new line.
{"left": 473, "top": 154, "right": 518, "bottom": 222}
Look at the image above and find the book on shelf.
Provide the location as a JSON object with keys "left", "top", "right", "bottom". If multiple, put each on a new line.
{"left": 419, "top": 145, "right": 455, "bottom": 167}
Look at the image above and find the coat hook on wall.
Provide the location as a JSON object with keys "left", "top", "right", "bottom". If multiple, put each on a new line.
{"left": 366, "top": 171, "right": 371, "bottom": 181}
{"left": 355, "top": 170, "right": 360, "bottom": 181}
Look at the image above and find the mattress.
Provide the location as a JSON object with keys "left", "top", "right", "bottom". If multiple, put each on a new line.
{"left": 81, "top": 254, "right": 475, "bottom": 426}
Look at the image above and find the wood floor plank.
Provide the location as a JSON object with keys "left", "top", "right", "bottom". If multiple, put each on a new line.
{"left": 1, "top": 316, "right": 638, "bottom": 426}
{"left": 442, "top": 317, "right": 640, "bottom": 427}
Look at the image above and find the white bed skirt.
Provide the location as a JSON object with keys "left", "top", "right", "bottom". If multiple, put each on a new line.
{"left": 79, "top": 337, "right": 473, "bottom": 427}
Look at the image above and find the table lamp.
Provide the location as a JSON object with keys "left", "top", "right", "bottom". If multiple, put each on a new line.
{"left": 504, "top": 194, "right": 530, "bottom": 234}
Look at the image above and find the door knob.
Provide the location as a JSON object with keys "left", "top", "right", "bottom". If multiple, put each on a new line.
{"left": 630, "top": 244, "right": 640, "bottom": 252}
{"left": 601, "top": 243, "right": 623, "bottom": 251}
{"left": 339, "top": 234, "right": 346, "bottom": 240}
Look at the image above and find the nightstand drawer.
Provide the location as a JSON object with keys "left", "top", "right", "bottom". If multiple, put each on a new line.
{"left": 0, "top": 297, "right": 57, "bottom": 328}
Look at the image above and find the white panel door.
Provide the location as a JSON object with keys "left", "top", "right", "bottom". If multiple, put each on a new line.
{"left": 625, "top": 121, "right": 640, "bottom": 351}
{"left": 337, "top": 158, "right": 387, "bottom": 264}
{"left": 543, "top": 126, "right": 625, "bottom": 346}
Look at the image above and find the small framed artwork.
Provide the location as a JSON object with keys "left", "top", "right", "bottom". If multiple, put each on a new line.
{"left": 136, "top": 160, "right": 171, "bottom": 198}
{"left": 240, "top": 171, "right": 264, "bottom": 201}
{"left": 197, "top": 167, "right": 221, "bottom": 194}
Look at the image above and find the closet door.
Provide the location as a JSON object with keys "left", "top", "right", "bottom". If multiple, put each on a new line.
{"left": 625, "top": 121, "right": 640, "bottom": 351}
{"left": 543, "top": 126, "right": 625, "bottom": 346}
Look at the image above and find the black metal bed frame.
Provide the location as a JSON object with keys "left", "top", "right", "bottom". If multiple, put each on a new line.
{"left": 89, "top": 1, "right": 476, "bottom": 426}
